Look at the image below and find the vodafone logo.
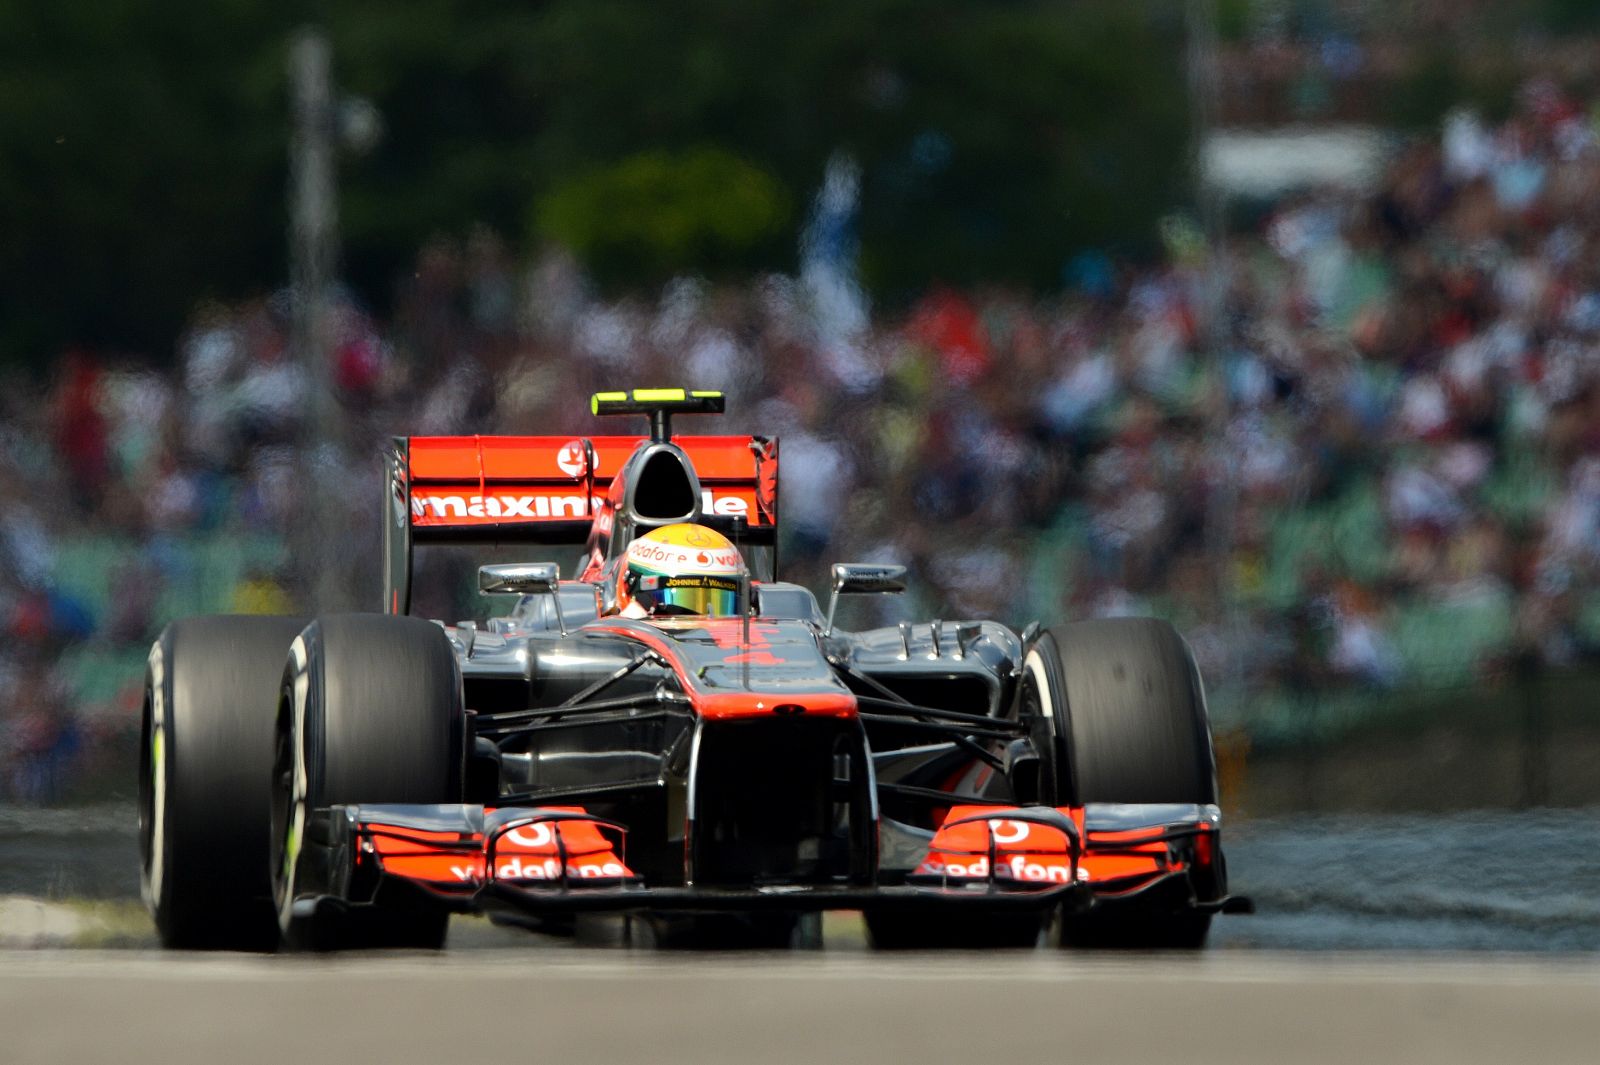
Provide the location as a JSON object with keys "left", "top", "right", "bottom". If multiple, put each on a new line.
{"left": 987, "top": 820, "right": 1030, "bottom": 845}
{"left": 556, "top": 440, "right": 589, "bottom": 478}
{"left": 504, "top": 823, "right": 553, "bottom": 848}
{"left": 492, "top": 857, "right": 627, "bottom": 881}
{"left": 919, "top": 855, "right": 1082, "bottom": 884}
{"left": 628, "top": 541, "right": 744, "bottom": 567}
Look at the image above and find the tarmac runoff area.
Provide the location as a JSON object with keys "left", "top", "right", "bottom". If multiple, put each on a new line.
{"left": 3, "top": 948, "right": 1600, "bottom": 1065}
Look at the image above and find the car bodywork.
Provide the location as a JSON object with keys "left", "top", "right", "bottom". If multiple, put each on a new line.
{"left": 287, "top": 390, "right": 1248, "bottom": 938}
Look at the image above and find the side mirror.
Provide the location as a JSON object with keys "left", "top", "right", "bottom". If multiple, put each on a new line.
{"left": 825, "top": 563, "right": 907, "bottom": 636}
{"left": 479, "top": 562, "right": 566, "bottom": 635}
{"left": 479, "top": 562, "right": 560, "bottom": 595}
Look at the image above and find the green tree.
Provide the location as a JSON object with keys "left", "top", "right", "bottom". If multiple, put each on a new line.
{"left": 0, "top": 0, "right": 1190, "bottom": 367}
{"left": 534, "top": 148, "right": 791, "bottom": 279}
{"left": 0, "top": 0, "right": 292, "bottom": 367}
{"left": 513, "top": 0, "right": 1189, "bottom": 292}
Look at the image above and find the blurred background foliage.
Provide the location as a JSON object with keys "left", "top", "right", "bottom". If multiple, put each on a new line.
{"left": 0, "top": 0, "right": 288, "bottom": 362}
{"left": 533, "top": 148, "right": 792, "bottom": 281}
{"left": 8, "top": 0, "right": 1600, "bottom": 370}
{"left": 0, "top": 0, "right": 1186, "bottom": 369}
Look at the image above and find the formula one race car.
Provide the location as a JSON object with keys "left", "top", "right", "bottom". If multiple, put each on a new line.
{"left": 140, "top": 389, "right": 1249, "bottom": 951}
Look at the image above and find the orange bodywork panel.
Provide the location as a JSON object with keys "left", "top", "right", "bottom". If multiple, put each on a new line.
{"left": 914, "top": 806, "right": 1085, "bottom": 886}
{"left": 405, "top": 435, "right": 777, "bottom": 530}
{"left": 915, "top": 805, "right": 1209, "bottom": 896}
{"left": 585, "top": 619, "right": 860, "bottom": 721}
{"left": 365, "top": 807, "right": 634, "bottom": 891}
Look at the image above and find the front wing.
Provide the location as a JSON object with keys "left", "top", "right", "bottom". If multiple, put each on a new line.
{"left": 286, "top": 801, "right": 1247, "bottom": 925}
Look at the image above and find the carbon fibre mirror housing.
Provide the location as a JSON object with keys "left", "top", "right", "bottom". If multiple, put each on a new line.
{"left": 825, "top": 563, "right": 908, "bottom": 635}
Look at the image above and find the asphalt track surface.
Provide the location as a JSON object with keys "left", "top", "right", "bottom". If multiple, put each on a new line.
{"left": 5, "top": 947, "right": 1600, "bottom": 1065}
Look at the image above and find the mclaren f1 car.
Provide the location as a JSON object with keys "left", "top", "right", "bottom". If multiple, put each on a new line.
{"left": 140, "top": 388, "right": 1250, "bottom": 950}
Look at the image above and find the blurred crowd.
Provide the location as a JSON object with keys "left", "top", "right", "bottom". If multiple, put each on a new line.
{"left": 6, "top": 80, "right": 1600, "bottom": 799}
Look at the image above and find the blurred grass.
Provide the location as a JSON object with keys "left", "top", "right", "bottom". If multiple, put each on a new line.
{"left": 61, "top": 899, "right": 156, "bottom": 948}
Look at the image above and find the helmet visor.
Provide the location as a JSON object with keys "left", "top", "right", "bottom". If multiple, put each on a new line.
{"left": 632, "top": 573, "right": 741, "bottom": 617}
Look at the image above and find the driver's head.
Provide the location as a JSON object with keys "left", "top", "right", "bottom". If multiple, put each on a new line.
{"left": 615, "top": 523, "right": 746, "bottom": 618}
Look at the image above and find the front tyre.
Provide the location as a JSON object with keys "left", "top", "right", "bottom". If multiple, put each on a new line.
{"left": 1021, "top": 619, "right": 1218, "bottom": 949}
{"left": 141, "top": 615, "right": 306, "bottom": 950}
{"left": 273, "top": 614, "right": 465, "bottom": 951}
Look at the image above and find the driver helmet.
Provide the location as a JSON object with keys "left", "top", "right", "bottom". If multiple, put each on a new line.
{"left": 615, "top": 523, "right": 746, "bottom": 618}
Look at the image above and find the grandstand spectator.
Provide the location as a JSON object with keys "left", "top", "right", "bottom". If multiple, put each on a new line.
{"left": 11, "top": 77, "right": 1600, "bottom": 796}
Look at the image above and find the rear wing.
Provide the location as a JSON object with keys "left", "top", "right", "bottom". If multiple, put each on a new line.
{"left": 383, "top": 434, "right": 778, "bottom": 614}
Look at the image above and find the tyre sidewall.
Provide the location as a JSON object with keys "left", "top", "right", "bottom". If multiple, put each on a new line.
{"left": 274, "top": 623, "right": 322, "bottom": 943}
{"left": 274, "top": 614, "right": 464, "bottom": 948}
{"left": 141, "top": 615, "right": 306, "bottom": 950}
{"left": 1019, "top": 629, "right": 1075, "bottom": 807}
{"left": 139, "top": 635, "right": 170, "bottom": 923}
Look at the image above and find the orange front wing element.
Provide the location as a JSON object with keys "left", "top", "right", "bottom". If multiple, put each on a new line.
{"left": 913, "top": 806, "right": 1086, "bottom": 887}
{"left": 363, "top": 807, "right": 636, "bottom": 891}
{"left": 1079, "top": 824, "right": 1195, "bottom": 894}
{"left": 914, "top": 805, "right": 1198, "bottom": 895}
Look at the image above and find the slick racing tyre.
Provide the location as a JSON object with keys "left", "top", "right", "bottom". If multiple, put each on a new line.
{"left": 272, "top": 614, "right": 465, "bottom": 951}
{"left": 141, "top": 615, "right": 307, "bottom": 951}
{"left": 1020, "top": 619, "right": 1217, "bottom": 949}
